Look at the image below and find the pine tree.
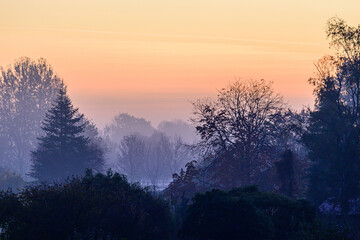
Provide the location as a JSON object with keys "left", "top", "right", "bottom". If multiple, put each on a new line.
{"left": 30, "top": 88, "right": 104, "bottom": 181}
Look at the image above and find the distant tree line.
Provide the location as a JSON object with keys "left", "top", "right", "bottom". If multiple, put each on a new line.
{"left": 103, "top": 113, "right": 196, "bottom": 187}
{"left": 0, "top": 59, "right": 195, "bottom": 186}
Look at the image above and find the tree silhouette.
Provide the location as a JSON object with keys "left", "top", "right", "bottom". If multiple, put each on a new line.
{"left": 304, "top": 17, "right": 360, "bottom": 215}
{"left": 275, "top": 149, "right": 295, "bottom": 198}
{"left": 192, "top": 79, "right": 286, "bottom": 188}
{"left": 0, "top": 57, "right": 63, "bottom": 176}
{"left": 30, "top": 88, "right": 104, "bottom": 181}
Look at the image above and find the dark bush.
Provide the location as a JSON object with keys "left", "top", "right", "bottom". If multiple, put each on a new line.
{"left": 180, "top": 186, "right": 317, "bottom": 240}
{"left": 0, "top": 170, "right": 173, "bottom": 240}
{"left": 180, "top": 188, "right": 273, "bottom": 240}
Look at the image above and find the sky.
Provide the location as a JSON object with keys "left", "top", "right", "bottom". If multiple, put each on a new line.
{"left": 1, "top": 0, "right": 360, "bottom": 129}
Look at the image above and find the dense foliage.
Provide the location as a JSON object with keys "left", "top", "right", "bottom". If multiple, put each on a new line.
{"left": 0, "top": 170, "right": 173, "bottom": 240}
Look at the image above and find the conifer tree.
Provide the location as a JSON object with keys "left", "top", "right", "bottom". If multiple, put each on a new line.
{"left": 30, "top": 88, "right": 104, "bottom": 181}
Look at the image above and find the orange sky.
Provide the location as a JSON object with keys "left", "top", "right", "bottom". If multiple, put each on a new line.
{"left": 1, "top": 0, "right": 360, "bottom": 128}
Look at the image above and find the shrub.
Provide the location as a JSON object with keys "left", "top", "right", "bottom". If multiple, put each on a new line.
{"left": 180, "top": 186, "right": 317, "bottom": 240}
{"left": 0, "top": 170, "right": 173, "bottom": 240}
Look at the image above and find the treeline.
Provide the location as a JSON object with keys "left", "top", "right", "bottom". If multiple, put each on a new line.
{"left": 0, "top": 61, "right": 196, "bottom": 187}
{"left": 0, "top": 171, "right": 346, "bottom": 240}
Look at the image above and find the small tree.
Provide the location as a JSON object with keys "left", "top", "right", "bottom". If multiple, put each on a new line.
{"left": 29, "top": 88, "right": 104, "bottom": 182}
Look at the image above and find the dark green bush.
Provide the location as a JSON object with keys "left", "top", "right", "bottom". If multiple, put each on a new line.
{"left": 180, "top": 186, "right": 317, "bottom": 240}
{"left": 0, "top": 170, "right": 173, "bottom": 240}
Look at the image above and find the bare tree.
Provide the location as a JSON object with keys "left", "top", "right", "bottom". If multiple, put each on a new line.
{"left": 116, "top": 131, "right": 192, "bottom": 187}
{"left": 157, "top": 119, "right": 198, "bottom": 144}
{"left": 168, "top": 136, "right": 193, "bottom": 175}
{"left": 103, "top": 113, "right": 155, "bottom": 168}
{"left": 117, "top": 134, "right": 146, "bottom": 183}
{"left": 192, "top": 79, "right": 286, "bottom": 187}
{"left": 0, "top": 57, "right": 63, "bottom": 176}
{"left": 144, "top": 132, "right": 173, "bottom": 186}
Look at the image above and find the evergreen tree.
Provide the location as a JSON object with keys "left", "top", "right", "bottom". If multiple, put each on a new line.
{"left": 30, "top": 88, "right": 104, "bottom": 181}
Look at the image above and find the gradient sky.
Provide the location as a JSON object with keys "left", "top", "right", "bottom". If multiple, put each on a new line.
{"left": 1, "top": 0, "right": 360, "bottom": 128}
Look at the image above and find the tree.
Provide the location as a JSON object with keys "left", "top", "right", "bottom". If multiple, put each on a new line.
{"left": 304, "top": 17, "right": 360, "bottom": 215}
{"left": 29, "top": 88, "right": 104, "bottom": 181}
{"left": 192, "top": 79, "right": 286, "bottom": 188}
{"left": 104, "top": 113, "right": 155, "bottom": 141}
{"left": 80, "top": 116, "right": 107, "bottom": 173}
{"left": 117, "top": 134, "right": 146, "bottom": 183}
{"left": 275, "top": 149, "right": 295, "bottom": 198}
{"left": 168, "top": 136, "right": 193, "bottom": 176}
{"left": 144, "top": 131, "right": 173, "bottom": 186}
{"left": 103, "top": 113, "right": 155, "bottom": 168}
{"left": 0, "top": 170, "right": 173, "bottom": 240}
{"left": 157, "top": 119, "right": 198, "bottom": 144}
{"left": 116, "top": 131, "right": 192, "bottom": 187}
{"left": 0, "top": 57, "right": 63, "bottom": 176}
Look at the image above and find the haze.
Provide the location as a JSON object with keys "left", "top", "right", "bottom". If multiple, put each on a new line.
{"left": 1, "top": 0, "right": 360, "bottom": 128}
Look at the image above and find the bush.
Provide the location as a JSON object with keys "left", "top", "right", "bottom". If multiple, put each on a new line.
{"left": 180, "top": 186, "right": 317, "bottom": 240}
{"left": 180, "top": 188, "right": 273, "bottom": 240}
{"left": 0, "top": 170, "right": 173, "bottom": 240}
